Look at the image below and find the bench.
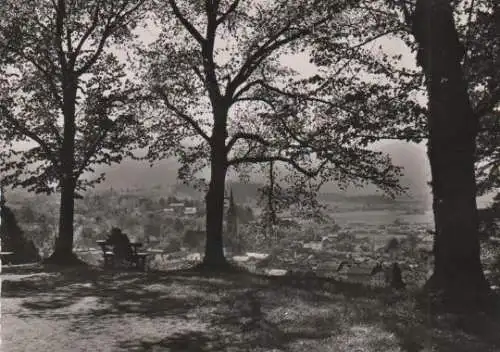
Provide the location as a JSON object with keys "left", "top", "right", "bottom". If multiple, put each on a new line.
{"left": 96, "top": 240, "right": 149, "bottom": 271}
{"left": 0, "top": 251, "right": 14, "bottom": 265}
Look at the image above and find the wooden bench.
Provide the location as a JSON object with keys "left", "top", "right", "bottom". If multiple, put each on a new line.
{"left": 96, "top": 240, "right": 149, "bottom": 271}
{"left": 0, "top": 251, "right": 14, "bottom": 265}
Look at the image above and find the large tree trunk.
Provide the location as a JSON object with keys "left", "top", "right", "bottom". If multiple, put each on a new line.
{"left": 202, "top": 109, "right": 230, "bottom": 270}
{"left": 203, "top": 160, "right": 229, "bottom": 268}
{"left": 411, "top": 0, "right": 491, "bottom": 311}
{"left": 45, "top": 76, "right": 82, "bottom": 265}
{"left": 48, "top": 176, "right": 78, "bottom": 263}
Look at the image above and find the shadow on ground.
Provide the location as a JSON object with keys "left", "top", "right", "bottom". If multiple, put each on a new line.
{"left": 3, "top": 264, "right": 500, "bottom": 351}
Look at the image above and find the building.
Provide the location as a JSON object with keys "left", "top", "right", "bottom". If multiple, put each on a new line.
{"left": 169, "top": 203, "right": 185, "bottom": 215}
{"left": 226, "top": 188, "right": 241, "bottom": 253}
{"left": 169, "top": 202, "right": 185, "bottom": 208}
{"left": 184, "top": 207, "right": 197, "bottom": 216}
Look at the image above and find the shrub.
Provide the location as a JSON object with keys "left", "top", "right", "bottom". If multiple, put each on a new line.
{"left": 183, "top": 229, "right": 205, "bottom": 250}
{"left": 385, "top": 237, "right": 400, "bottom": 252}
{"left": 165, "top": 238, "right": 182, "bottom": 253}
{"left": 337, "top": 231, "right": 355, "bottom": 242}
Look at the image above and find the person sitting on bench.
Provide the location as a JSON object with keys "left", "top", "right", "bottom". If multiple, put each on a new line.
{"left": 106, "top": 227, "right": 133, "bottom": 266}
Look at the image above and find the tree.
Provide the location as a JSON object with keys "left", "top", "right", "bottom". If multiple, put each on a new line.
{"left": 142, "top": 0, "right": 411, "bottom": 270}
{"left": 309, "top": 0, "right": 497, "bottom": 310}
{"left": 459, "top": 1, "right": 499, "bottom": 196}
{"left": 258, "top": 164, "right": 330, "bottom": 236}
{"left": 258, "top": 161, "right": 282, "bottom": 236}
{"left": 403, "top": 0, "right": 492, "bottom": 310}
{"left": 0, "top": 0, "right": 148, "bottom": 264}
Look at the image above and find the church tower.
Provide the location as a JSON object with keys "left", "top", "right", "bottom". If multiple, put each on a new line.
{"left": 226, "top": 188, "right": 241, "bottom": 253}
{"left": 0, "top": 181, "right": 5, "bottom": 227}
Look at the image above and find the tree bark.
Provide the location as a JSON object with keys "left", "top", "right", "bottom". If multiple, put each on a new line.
{"left": 50, "top": 177, "right": 76, "bottom": 260}
{"left": 411, "top": 0, "right": 491, "bottom": 310}
{"left": 202, "top": 108, "right": 230, "bottom": 269}
{"left": 45, "top": 75, "right": 81, "bottom": 265}
{"left": 203, "top": 150, "right": 229, "bottom": 268}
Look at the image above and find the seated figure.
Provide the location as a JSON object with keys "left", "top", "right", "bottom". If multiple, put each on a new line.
{"left": 106, "top": 227, "right": 133, "bottom": 264}
{"left": 370, "top": 261, "right": 405, "bottom": 289}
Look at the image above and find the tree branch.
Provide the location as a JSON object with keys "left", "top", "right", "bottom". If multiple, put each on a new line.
{"left": 227, "top": 24, "right": 293, "bottom": 96}
{"left": 15, "top": 51, "right": 64, "bottom": 111}
{"left": 73, "top": 1, "right": 102, "bottom": 58}
{"left": 54, "top": 0, "right": 68, "bottom": 71}
{"left": 154, "top": 86, "right": 211, "bottom": 142}
{"left": 216, "top": 0, "right": 240, "bottom": 25}
{"left": 76, "top": 1, "right": 145, "bottom": 75}
{"left": 232, "top": 79, "right": 265, "bottom": 101}
{"left": 0, "top": 105, "right": 59, "bottom": 167}
{"left": 228, "top": 14, "right": 331, "bottom": 97}
{"left": 226, "top": 132, "right": 271, "bottom": 152}
{"left": 228, "top": 154, "right": 326, "bottom": 178}
{"left": 350, "top": 27, "right": 406, "bottom": 50}
{"left": 76, "top": 123, "right": 113, "bottom": 178}
{"left": 169, "top": 0, "right": 205, "bottom": 44}
{"left": 191, "top": 64, "right": 205, "bottom": 84}
{"left": 75, "top": 18, "right": 113, "bottom": 75}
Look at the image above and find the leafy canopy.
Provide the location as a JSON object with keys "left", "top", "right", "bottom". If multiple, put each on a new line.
{"left": 139, "top": 0, "right": 423, "bottom": 198}
{"left": 0, "top": 0, "right": 149, "bottom": 195}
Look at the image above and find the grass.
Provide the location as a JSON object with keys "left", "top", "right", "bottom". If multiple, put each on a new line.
{"left": 2, "top": 262, "right": 500, "bottom": 352}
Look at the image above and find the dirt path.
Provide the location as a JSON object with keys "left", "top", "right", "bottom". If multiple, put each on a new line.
{"left": 2, "top": 265, "right": 499, "bottom": 352}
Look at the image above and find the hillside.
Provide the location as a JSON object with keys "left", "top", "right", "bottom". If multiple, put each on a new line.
{"left": 88, "top": 142, "right": 431, "bottom": 200}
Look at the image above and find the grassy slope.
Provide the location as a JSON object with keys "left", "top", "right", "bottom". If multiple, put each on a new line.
{"left": 2, "top": 264, "right": 500, "bottom": 352}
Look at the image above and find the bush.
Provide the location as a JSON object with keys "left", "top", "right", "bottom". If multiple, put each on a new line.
{"left": 359, "top": 243, "right": 372, "bottom": 252}
{"left": 165, "top": 238, "right": 182, "bottom": 253}
{"left": 337, "top": 231, "right": 355, "bottom": 242}
{"left": 401, "top": 233, "right": 419, "bottom": 256}
{"left": 385, "top": 237, "right": 400, "bottom": 252}
{"left": 183, "top": 229, "right": 205, "bottom": 250}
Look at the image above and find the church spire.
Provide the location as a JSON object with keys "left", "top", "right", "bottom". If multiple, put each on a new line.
{"left": 227, "top": 188, "right": 238, "bottom": 219}
{"left": 0, "top": 181, "right": 5, "bottom": 207}
{"left": 226, "top": 187, "right": 241, "bottom": 253}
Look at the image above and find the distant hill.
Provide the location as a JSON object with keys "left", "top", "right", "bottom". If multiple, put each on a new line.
{"left": 170, "top": 181, "right": 264, "bottom": 204}
{"left": 90, "top": 158, "right": 180, "bottom": 191}
{"left": 79, "top": 141, "right": 433, "bottom": 203}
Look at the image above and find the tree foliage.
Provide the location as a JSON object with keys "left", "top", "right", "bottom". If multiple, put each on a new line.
{"left": 258, "top": 161, "right": 329, "bottom": 226}
{"left": 462, "top": 1, "right": 500, "bottom": 195}
{"left": 0, "top": 0, "right": 149, "bottom": 263}
{"left": 310, "top": 0, "right": 498, "bottom": 196}
{"left": 0, "top": 0, "right": 148, "bottom": 195}
{"left": 135, "top": 0, "right": 432, "bottom": 267}
{"left": 309, "top": 0, "right": 498, "bottom": 199}
{"left": 141, "top": 0, "right": 411, "bottom": 194}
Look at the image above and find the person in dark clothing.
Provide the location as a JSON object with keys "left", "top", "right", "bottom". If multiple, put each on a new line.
{"left": 391, "top": 262, "right": 406, "bottom": 290}
{"left": 106, "top": 227, "right": 133, "bottom": 264}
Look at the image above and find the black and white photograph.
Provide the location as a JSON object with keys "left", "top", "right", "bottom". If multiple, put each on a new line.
{"left": 0, "top": 0, "right": 499, "bottom": 351}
